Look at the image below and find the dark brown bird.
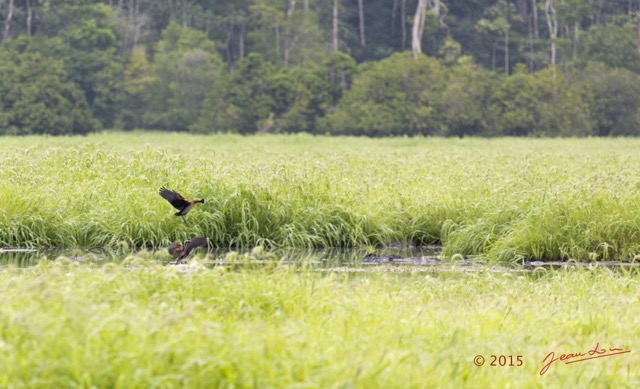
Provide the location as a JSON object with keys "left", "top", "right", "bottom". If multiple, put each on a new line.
{"left": 168, "top": 237, "right": 209, "bottom": 264}
{"left": 159, "top": 187, "right": 206, "bottom": 225}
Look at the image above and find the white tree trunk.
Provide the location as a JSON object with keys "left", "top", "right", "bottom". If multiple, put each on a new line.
{"left": 412, "top": 0, "right": 427, "bottom": 58}
{"left": 2, "top": 0, "right": 15, "bottom": 42}
{"left": 401, "top": 0, "right": 407, "bottom": 49}
{"left": 239, "top": 23, "right": 245, "bottom": 59}
{"left": 358, "top": 0, "right": 365, "bottom": 46}
{"left": 332, "top": 0, "right": 339, "bottom": 52}
{"left": 531, "top": 0, "right": 538, "bottom": 38}
{"left": 26, "top": 0, "right": 33, "bottom": 36}
{"left": 573, "top": 22, "right": 578, "bottom": 59}
{"left": 284, "top": 0, "right": 296, "bottom": 66}
{"left": 544, "top": 0, "right": 558, "bottom": 65}
{"left": 504, "top": 29, "right": 509, "bottom": 75}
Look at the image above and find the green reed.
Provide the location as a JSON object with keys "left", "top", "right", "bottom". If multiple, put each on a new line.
{"left": 2, "top": 133, "right": 640, "bottom": 261}
{"left": 0, "top": 257, "right": 638, "bottom": 387}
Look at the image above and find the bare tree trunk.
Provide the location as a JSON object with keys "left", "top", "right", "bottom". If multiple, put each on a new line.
{"left": 572, "top": 22, "right": 578, "bottom": 59}
{"left": 492, "top": 46, "right": 496, "bottom": 72}
{"left": 418, "top": 2, "right": 426, "bottom": 46}
{"left": 594, "top": 0, "right": 603, "bottom": 25}
{"left": 26, "top": 0, "right": 33, "bottom": 36}
{"left": 117, "top": 0, "right": 145, "bottom": 50}
{"left": 532, "top": 0, "right": 538, "bottom": 38}
{"left": 284, "top": 0, "right": 296, "bottom": 66}
{"left": 332, "top": 0, "right": 339, "bottom": 52}
{"left": 636, "top": 6, "right": 640, "bottom": 51}
{"left": 224, "top": 27, "right": 233, "bottom": 65}
{"left": 432, "top": 0, "right": 440, "bottom": 16}
{"left": 239, "top": 23, "right": 245, "bottom": 59}
{"left": 401, "top": 0, "right": 407, "bottom": 50}
{"left": 129, "top": 0, "right": 135, "bottom": 24}
{"left": 544, "top": 0, "right": 558, "bottom": 65}
{"left": 304, "top": 0, "right": 308, "bottom": 11}
{"left": 504, "top": 29, "right": 509, "bottom": 75}
{"left": 179, "top": 0, "right": 196, "bottom": 28}
{"left": 411, "top": 0, "right": 427, "bottom": 58}
{"left": 128, "top": 0, "right": 135, "bottom": 49}
{"left": 392, "top": 0, "right": 397, "bottom": 34}
{"left": 527, "top": 0, "right": 534, "bottom": 71}
{"left": 515, "top": 0, "right": 527, "bottom": 18}
{"left": 2, "top": 0, "right": 15, "bottom": 42}
{"left": 432, "top": 0, "right": 444, "bottom": 31}
{"left": 516, "top": 0, "right": 529, "bottom": 69}
{"left": 358, "top": 0, "right": 365, "bottom": 46}
{"left": 132, "top": 17, "right": 147, "bottom": 48}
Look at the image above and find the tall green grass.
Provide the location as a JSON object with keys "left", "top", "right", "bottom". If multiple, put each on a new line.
{"left": 2, "top": 133, "right": 640, "bottom": 261}
{"left": 0, "top": 258, "right": 638, "bottom": 387}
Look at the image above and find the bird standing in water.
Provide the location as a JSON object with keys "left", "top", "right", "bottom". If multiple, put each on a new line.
{"left": 168, "top": 237, "right": 209, "bottom": 264}
{"left": 159, "top": 187, "right": 206, "bottom": 225}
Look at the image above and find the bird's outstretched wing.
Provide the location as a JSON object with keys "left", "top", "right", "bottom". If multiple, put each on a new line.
{"left": 159, "top": 187, "right": 190, "bottom": 210}
{"left": 183, "top": 238, "right": 209, "bottom": 258}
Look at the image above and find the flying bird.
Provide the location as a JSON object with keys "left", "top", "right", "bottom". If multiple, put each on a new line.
{"left": 159, "top": 186, "right": 206, "bottom": 225}
{"left": 168, "top": 237, "right": 209, "bottom": 264}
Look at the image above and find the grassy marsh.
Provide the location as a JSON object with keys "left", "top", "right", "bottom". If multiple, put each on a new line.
{"left": 2, "top": 133, "right": 640, "bottom": 262}
{"left": 0, "top": 258, "right": 638, "bottom": 387}
{"left": 1, "top": 134, "right": 639, "bottom": 387}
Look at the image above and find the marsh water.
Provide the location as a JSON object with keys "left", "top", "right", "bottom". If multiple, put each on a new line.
{"left": 2, "top": 245, "right": 639, "bottom": 274}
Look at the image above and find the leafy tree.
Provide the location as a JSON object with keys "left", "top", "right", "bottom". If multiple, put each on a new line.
{"left": 247, "top": 0, "right": 325, "bottom": 67}
{"left": 570, "top": 62, "right": 640, "bottom": 136}
{"left": 321, "top": 51, "right": 357, "bottom": 108}
{"left": 195, "top": 50, "right": 355, "bottom": 134}
{"left": 2, "top": 0, "right": 640, "bottom": 137}
{"left": 145, "top": 23, "right": 225, "bottom": 131}
{"left": 555, "top": 0, "right": 590, "bottom": 61}
{"left": 3, "top": 3, "right": 124, "bottom": 129}
{"left": 436, "top": 56, "right": 497, "bottom": 137}
{"left": 579, "top": 22, "right": 640, "bottom": 73}
{"left": 487, "top": 67, "right": 540, "bottom": 136}
{"left": 0, "top": 50, "right": 98, "bottom": 135}
{"left": 247, "top": 0, "right": 285, "bottom": 65}
{"left": 530, "top": 67, "right": 593, "bottom": 137}
{"left": 265, "top": 62, "right": 342, "bottom": 133}
{"left": 264, "top": 67, "right": 309, "bottom": 132}
{"left": 476, "top": 0, "right": 521, "bottom": 75}
{"left": 487, "top": 64, "right": 593, "bottom": 137}
{"left": 320, "top": 52, "right": 446, "bottom": 136}
{"left": 122, "top": 45, "right": 154, "bottom": 129}
{"left": 56, "top": 3, "right": 124, "bottom": 128}
{"left": 195, "top": 51, "right": 355, "bottom": 134}
{"left": 194, "top": 52, "right": 274, "bottom": 133}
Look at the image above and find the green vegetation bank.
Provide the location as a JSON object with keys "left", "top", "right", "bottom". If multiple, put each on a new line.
{"left": 3, "top": 133, "right": 640, "bottom": 262}
{"left": 0, "top": 259, "right": 638, "bottom": 387}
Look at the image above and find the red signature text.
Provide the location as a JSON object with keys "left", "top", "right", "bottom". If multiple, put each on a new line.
{"left": 540, "top": 343, "right": 631, "bottom": 375}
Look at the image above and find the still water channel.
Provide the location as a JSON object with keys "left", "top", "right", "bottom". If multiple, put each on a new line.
{"left": 2, "top": 245, "right": 639, "bottom": 274}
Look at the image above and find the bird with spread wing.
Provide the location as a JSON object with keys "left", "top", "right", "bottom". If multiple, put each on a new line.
{"left": 168, "top": 238, "right": 209, "bottom": 264}
{"left": 159, "top": 187, "right": 206, "bottom": 225}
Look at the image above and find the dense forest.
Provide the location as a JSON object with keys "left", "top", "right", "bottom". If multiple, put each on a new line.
{"left": 1, "top": 0, "right": 640, "bottom": 137}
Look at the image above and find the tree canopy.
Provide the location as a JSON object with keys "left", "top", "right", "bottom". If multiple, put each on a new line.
{"left": 2, "top": 0, "right": 640, "bottom": 136}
